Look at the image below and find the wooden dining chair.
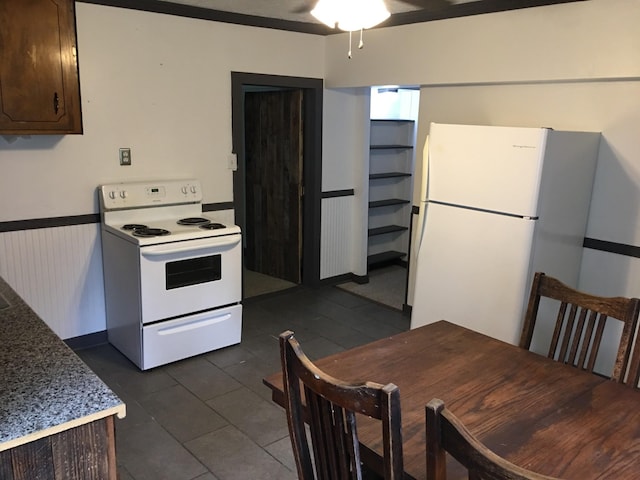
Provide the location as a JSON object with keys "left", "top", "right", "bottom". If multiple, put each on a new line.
{"left": 426, "top": 398, "right": 560, "bottom": 480}
{"left": 518, "top": 272, "right": 640, "bottom": 382}
{"left": 620, "top": 332, "right": 640, "bottom": 389}
{"left": 279, "top": 330, "right": 404, "bottom": 480}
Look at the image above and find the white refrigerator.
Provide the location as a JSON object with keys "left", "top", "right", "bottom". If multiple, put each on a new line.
{"left": 410, "top": 122, "right": 600, "bottom": 345}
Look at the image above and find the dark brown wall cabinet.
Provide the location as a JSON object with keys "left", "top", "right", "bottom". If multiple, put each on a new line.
{"left": 0, "top": 0, "right": 83, "bottom": 134}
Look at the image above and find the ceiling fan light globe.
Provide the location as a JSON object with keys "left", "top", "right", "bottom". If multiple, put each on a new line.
{"left": 312, "top": 0, "right": 390, "bottom": 31}
{"left": 310, "top": 0, "right": 339, "bottom": 28}
{"left": 342, "top": 0, "right": 390, "bottom": 30}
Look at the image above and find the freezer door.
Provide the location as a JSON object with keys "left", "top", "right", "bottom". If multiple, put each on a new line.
{"left": 427, "top": 123, "right": 547, "bottom": 217}
{"left": 411, "top": 203, "right": 536, "bottom": 344}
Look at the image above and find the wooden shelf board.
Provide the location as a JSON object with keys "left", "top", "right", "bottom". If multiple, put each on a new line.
{"left": 370, "top": 144, "right": 414, "bottom": 150}
{"left": 369, "top": 199, "right": 411, "bottom": 208}
{"left": 367, "top": 250, "right": 406, "bottom": 266}
{"left": 368, "top": 225, "right": 409, "bottom": 237}
{"left": 370, "top": 119, "right": 415, "bottom": 123}
{"left": 369, "top": 172, "right": 412, "bottom": 180}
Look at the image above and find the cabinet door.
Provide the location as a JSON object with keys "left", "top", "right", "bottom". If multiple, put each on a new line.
{"left": 0, "top": 0, "right": 82, "bottom": 134}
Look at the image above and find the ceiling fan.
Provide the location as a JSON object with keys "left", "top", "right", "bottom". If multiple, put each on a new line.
{"left": 291, "top": 0, "right": 462, "bottom": 15}
{"left": 296, "top": 0, "right": 473, "bottom": 57}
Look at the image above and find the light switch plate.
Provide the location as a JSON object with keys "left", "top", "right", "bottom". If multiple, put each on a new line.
{"left": 227, "top": 153, "right": 237, "bottom": 171}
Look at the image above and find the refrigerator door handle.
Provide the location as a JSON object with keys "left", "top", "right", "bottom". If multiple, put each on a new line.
{"left": 414, "top": 135, "right": 430, "bottom": 258}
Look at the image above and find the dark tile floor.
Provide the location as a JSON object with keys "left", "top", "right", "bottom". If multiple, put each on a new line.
{"left": 76, "top": 284, "right": 410, "bottom": 480}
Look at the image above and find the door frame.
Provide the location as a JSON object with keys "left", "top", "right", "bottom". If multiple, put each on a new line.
{"left": 231, "top": 72, "right": 323, "bottom": 286}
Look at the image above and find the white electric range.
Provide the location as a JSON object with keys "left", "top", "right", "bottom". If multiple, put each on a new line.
{"left": 99, "top": 179, "right": 242, "bottom": 370}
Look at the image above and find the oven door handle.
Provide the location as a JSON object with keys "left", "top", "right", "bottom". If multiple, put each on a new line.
{"left": 140, "top": 236, "right": 240, "bottom": 257}
{"left": 157, "top": 313, "right": 232, "bottom": 335}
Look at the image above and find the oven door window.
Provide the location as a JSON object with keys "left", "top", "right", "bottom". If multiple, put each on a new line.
{"left": 165, "top": 255, "right": 221, "bottom": 289}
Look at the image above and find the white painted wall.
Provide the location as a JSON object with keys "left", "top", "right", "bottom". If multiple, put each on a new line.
{"left": 321, "top": 87, "right": 371, "bottom": 277}
{"left": 370, "top": 87, "right": 420, "bottom": 120}
{"left": 324, "top": 0, "right": 640, "bottom": 87}
{"left": 2, "top": 0, "right": 640, "bottom": 344}
{"left": 320, "top": 0, "right": 640, "bottom": 371}
{"left": 0, "top": 3, "right": 328, "bottom": 338}
{"left": 0, "top": 4, "right": 325, "bottom": 221}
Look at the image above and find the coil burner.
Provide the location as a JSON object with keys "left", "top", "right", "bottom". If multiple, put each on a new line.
{"left": 177, "top": 217, "right": 210, "bottom": 226}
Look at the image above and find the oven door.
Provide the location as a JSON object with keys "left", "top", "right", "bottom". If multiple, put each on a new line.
{"left": 139, "top": 234, "right": 241, "bottom": 323}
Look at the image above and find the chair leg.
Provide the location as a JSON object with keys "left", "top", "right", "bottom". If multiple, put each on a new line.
{"left": 361, "top": 463, "right": 384, "bottom": 480}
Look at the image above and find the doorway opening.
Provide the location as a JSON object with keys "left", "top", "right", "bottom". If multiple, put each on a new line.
{"left": 231, "top": 72, "right": 323, "bottom": 299}
{"left": 335, "top": 85, "right": 420, "bottom": 313}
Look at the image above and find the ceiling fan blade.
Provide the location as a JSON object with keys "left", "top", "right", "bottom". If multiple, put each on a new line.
{"left": 396, "top": 0, "right": 453, "bottom": 10}
{"left": 291, "top": 1, "right": 316, "bottom": 14}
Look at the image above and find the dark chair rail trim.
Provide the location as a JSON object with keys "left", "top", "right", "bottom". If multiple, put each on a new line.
{"left": 202, "top": 202, "right": 235, "bottom": 212}
{"left": 0, "top": 202, "right": 234, "bottom": 233}
{"left": 0, "top": 214, "right": 100, "bottom": 232}
{"left": 322, "top": 189, "right": 355, "bottom": 199}
{"left": 583, "top": 237, "right": 640, "bottom": 259}
{"left": 2, "top": 216, "right": 635, "bottom": 264}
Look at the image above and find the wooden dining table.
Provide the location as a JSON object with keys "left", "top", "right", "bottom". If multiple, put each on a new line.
{"left": 263, "top": 320, "right": 640, "bottom": 479}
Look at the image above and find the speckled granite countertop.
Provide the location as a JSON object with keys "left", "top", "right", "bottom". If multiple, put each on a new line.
{"left": 0, "top": 276, "right": 125, "bottom": 452}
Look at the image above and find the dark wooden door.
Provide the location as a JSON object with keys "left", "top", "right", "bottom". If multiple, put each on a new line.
{"left": 244, "top": 89, "right": 303, "bottom": 283}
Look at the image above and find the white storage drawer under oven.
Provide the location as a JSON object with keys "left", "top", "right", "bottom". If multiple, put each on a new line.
{"left": 142, "top": 304, "right": 242, "bottom": 370}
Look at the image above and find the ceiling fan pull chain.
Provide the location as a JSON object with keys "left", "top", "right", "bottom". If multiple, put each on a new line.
{"left": 358, "top": 28, "right": 364, "bottom": 49}
{"left": 348, "top": 30, "right": 352, "bottom": 59}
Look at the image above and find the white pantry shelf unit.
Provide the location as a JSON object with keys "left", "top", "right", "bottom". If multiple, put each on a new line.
{"left": 367, "top": 119, "right": 416, "bottom": 270}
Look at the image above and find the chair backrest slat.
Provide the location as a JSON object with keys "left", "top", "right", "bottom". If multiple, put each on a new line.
{"left": 546, "top": 302, "right": 566, "bottom": 358}
{"left": 519, "top": 272, "right": 640, "bottom": 383}
{"left": 280, "top": 330, "right": 404, "bottom": 479}
{"left": 574, "top": 310, "right": 596, "bottom": 368}
{"left": 586, "top": 313, "right": 607, "bottom": 372}
{"left": 426, "top": 398, "right": 562, "bottom": 480}
{"left": 567, "top": 308, "right": 587, "bottom": 365}
{"left": 557, "top": 303, "right": 578, "bottom": 362}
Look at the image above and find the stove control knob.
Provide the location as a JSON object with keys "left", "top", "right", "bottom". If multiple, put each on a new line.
{"left": 119, "top": 190, "right": 127, "bottom": 199}
{"left": 181, "top": 186, "right": 188, "bottom": 194}
{"left": 190, "top": 185, "right": 197, "bottom": 194}
{"left": 108, "top": 191, "right": 116, "bottom": 200}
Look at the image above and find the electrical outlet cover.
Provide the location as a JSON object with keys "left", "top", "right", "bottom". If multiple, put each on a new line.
{"left": 119, "top": 148, "right": 132, "bottom": 166}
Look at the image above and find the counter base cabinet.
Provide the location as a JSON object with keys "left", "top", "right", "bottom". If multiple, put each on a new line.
{"left": 0, "top": 416, "right": 117, "bottom": 480}
{"left": 0, "top": 0, "right": 83, "bottom": 134}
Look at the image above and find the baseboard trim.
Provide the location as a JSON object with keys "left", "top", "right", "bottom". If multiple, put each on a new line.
{"left": 320, "top": 273, "right": 370, "bottom": 286}
{"left": 65, "top": 330, "right": 109, "bottom": 351}
{"left": 350, "top": 273, "right": 369, "bottom": 285}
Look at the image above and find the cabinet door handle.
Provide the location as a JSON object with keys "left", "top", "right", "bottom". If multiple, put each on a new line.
{"left": 53, "top": 92, "right": 59, "bottom": 114}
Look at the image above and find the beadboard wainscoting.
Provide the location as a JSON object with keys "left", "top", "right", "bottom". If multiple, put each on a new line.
{"left": 320, "top": 194, "right": 360, "bottom": 280}
{"left": 0, "top": 224, "right": 105, "bottom": 339}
